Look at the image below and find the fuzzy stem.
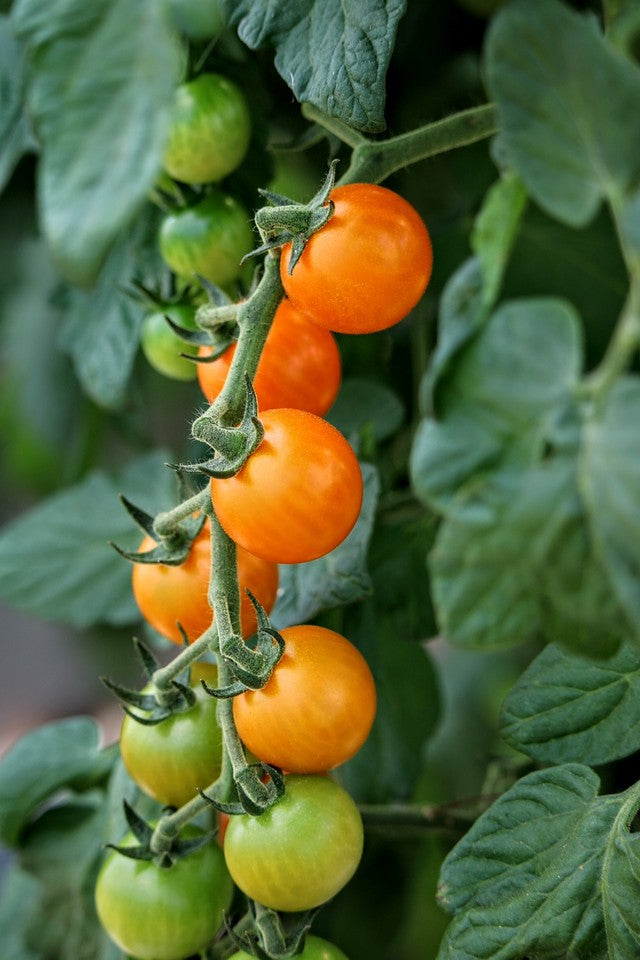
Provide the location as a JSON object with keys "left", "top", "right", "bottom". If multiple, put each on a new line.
{"left": 152, "top": 488, "right": 209, "bottom": 539}
{"left": 207, "top": 254, "right": 284, "bottom": 426}
{"left": 303, "top": 102, "right": 498, "bottom": 186}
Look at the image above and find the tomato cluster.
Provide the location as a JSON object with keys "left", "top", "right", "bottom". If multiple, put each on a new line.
{"left": 101, "top": 150, "right": 434, "bottom": 957}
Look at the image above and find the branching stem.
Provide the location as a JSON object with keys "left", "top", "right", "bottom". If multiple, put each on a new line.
{"left": 302, "top": 102, "right": 498, "bottom": 186}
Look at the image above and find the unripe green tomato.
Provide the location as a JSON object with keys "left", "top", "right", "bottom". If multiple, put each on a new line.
{"left": 140, "top": 304, "right": 199, "bottom": 381}
{"left": 163, "top": 74, "right": 251, "bottom": 184}
{"left": 119, "top": 662, "right": 223, "bottom": 808}
{"left": 229, "top": 936, "right": 349, "bottom": 960}
{"left": 159, "top": 191, "right": 254, "bottom": 286}
{"left": 95, "top": 825, "right": 233, "bottom": 960}
{"left": 168, "top": 0, "right": 225, "bottom": 40}
{"left": 224, "top": 775, "right": 364, "bottom": 911}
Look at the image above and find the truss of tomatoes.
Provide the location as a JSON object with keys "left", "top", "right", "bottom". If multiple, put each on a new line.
{"left": 98, "top": 181, "right": 432, "bottom": 960}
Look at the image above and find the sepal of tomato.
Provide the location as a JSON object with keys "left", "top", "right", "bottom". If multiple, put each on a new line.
{"left": 224, "top": 775, "right": 364, "bottom": 911}
{"left": 198, "top": 297, "right": 341, "bottom": 415}
{"left": 120, "top": 662, "right": 223, "bottom": 808}
{"left": 131, "top": 519, "right": 279, "bottom": 644}
{"left": 229, "top": 935, "right": 349, "bottom": 960}
{"left": 280, "top": 182, "right": 433, "bottom": 334}
{"left": 163, "top": 73, "right": 251, "bottom": 184}
{"left": 209, "top": 408, "right": 363, "bottom": 564}
{"left": 159, "top": 190, "right": 254, "bottom": 287}
{"left": 95, "top": 824, "right": 233, "bottom": 960}
{"left": 233, "top": 624, "right": 376, "bottom": 773}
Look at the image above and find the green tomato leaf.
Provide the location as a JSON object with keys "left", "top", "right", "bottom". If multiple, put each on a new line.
{"left": 470, "top": 171, "right": 528, "bottom": 311}
{"left": 422, "top": 174, "right": 527, "bottom": 413}
{"left": 430, "top": 454, "right": 625, "bottom": 655}
{"left": 411, "top": 297, "right": 582, "bottom": 514}
{"left": 0, "top": 717, "right": 110, "bottom": 846}
{"left": 328, "top": 378, "right": 404, "bottom": 444}
{"left": 581, "top": 379, "right": 640, "bottom": 633}
{"left": 438, "top": 764, "right": 640, "bottom": 960}
{"left": 221, "top": 0, "right": 406, "bottom": 132}
{"left": 500, "top": 641, "right": 640, "bottom": 765}
{"left": 485, "top": 0, "right": 640, "bottom": 227}
{"left": 271, "top": 463, "right": 379, "bottom": 628}
{"left": 0, "top": 864, "right": 45, "bottom": 960}
{"left": 0, "top": 15, "right": 36, "bottom": 194}
{"left": 58, "top": 209, "right": 163, "bottom": 410}
{"left": 0, "top": 451, "right": 176, "bottom": 628}
{"left": 19, "top": 794, "right": 119, "bottom": 960}
{"left": 11, "top": 0, "right": 182, "bottom": 286}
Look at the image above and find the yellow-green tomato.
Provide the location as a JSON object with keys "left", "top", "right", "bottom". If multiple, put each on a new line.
{"left": 159, "top": 190, "right": 254, "bottom": 286}
{"left": 229, "top": 936, "right": 349, "bottom": 960}
{"left": 224, "top": 776, "right": 364, "bottom": 911}
{"left": 163, "top": 74, "right": 251, "bottom": 184}
{"left": 140, "top": 304, "right": 199, "bottom": 381}
{"left": 95, "top": 826, "right": 233, "bottom": 960}
{"left": 119, "top": 663, "right": 222, "bottom": 808}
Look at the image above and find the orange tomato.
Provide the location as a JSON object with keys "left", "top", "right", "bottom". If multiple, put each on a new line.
{"left": 198, "top": 298, "right": 341, "bottom": 416}
{"left": 131, "top": 520, "right": 279, "bottom": 644}
{"left": 233, "top": 624, "right": 377, "bottom": 773}
{"left": 209, "top": 409, "right": 363, "bottom": 564}
{"left": 280, "top": 183, "right": 432, "bottom": 334}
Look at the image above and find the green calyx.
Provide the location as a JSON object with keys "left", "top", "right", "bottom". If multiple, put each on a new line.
{"left": 186, "top": 378, "right": 264, "bottom": 478}
{"left": 111, "top": 478, "right": 208, "bottom": 564}
{"left": 107, "top": 801, "right": 215, "bottom": 869}
{"left": 252, "top": 160, "right": 338, "bottom": 271}
{"left": 225, "top": 901, "right": 320, "bottom": 960}
{"left": 101, "top": 637, "right": 198, "bottom": 721}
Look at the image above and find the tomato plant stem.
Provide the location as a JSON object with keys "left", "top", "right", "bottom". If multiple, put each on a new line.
{"left": 303, "top": 102, "right": 498, "bottom": 186}
{"left": 359, "top": 796, "right": 500, "bottom": 833}
{"left": 151, "top": 627, "right": 218, "bottom": 701}
{"left": 208, "top": 254, "right": 284, "bottom": 426}
{"left": 153, "top": 487, "right": 209, "bottom": 538}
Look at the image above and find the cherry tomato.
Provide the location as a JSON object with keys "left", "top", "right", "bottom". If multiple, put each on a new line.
{"left": 120, "top": 662, "right": 222, "bottom": 808}
{"left": 95, "top": 825, "right": 233, "bottom": 960}
{"left": 198, "top": 298, "right": 341, "bottom": 415}
{"left": 210, "top": 409, "right": 363, "bottom": 564}
{"left": 140, "top": 304, "right": 199, "bottom": 381}
{"left": 280, "top": 183, "right": 433, "bottom": 334}
{"left": 163, "top": 74, "right": 251, "bottom": 184}
{"left": 229, "top": 936, "right": 349, "bottom": 960}
{"left": 131, "top": 519, "right": 279, "bottom": 644}
{"left": 233, "top": 625, "right": 376, "bottom": 773}
{"left": 159, "top": 190, "right": 254, "bottom": 287}
{"left": 224, "top": 775, "right": 363, "bottom": 911}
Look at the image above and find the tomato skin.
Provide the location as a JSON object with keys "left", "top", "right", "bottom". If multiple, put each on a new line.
{"left": 229, "top": 936, "right": 349, "bottom": 960}
{"left": 163, "top": 74, "right": 250, "bottom": 184}
{"left": 120, "top": 663, "right": 222, "bottom": 808}
{"left": 210, "top": 409, "right": 363, "bottom": 564}
{"left": 224, "top": 775, "right": 364, "bottom": 911}
{"left": 95, "top": 826, "right": 233, "bottom": 960}
{"left": 140, "top": 304, "right": 199, "bottom": 381}
{"left": 159, "top": 190, "right": 254, "bottom": 286}
{"left": 198, "top": 298, "right": 341, "bottom": 415}
{"left": 280, "top": 183, "right": 433, "bottom": 334}
{"left": 233, "top": 625, "right": 376, "bottom": 773}
{"left": 131, "top": 519, "right": 279, "bottom": 644}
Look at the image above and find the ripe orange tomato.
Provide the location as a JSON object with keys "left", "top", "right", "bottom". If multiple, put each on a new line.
{"left": 233, "top": 625, "right": 376, "bottom": 773}
{"left": 209, "top": 409, "right": 363, "bottom": 564}
{"left": 131, "top": 520, "right": 279, "bottom": 644}
{"left": 280, "top": 183, "right": 433, "bottom": 334}
{"left": 197, "top": 298, "right": 341, "bottom": 416}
